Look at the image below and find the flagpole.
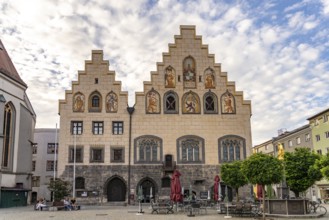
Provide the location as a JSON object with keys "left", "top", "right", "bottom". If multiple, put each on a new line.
{"left": 53, "top": 123, "right": 58, "bottom": 202}
{"left": 73, "top": 124, "right": 76, "bottom": 198}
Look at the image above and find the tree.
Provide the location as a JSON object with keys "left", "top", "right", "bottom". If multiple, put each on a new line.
{"left": 284, "top": 148, "right": 322, "bottom": 198}
{"left": 48, "top": 178, "right": 71, "bottom": 202}
{"left": 315, "top": 152, "right": 329, "bottom": 181}
{"left": 221, "top": 160, "right": 248, "bottom": 202}
{"left": 242, "top": 153, "right": 283, "bottom": 220}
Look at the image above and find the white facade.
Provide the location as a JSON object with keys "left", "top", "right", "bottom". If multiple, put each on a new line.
{"left": 32, "top": 128, "right": 59, "bottom": 202}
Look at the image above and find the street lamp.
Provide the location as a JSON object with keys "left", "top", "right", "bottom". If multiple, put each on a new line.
{"left": 73, "top": 124, "right": 77, "bottom": 198}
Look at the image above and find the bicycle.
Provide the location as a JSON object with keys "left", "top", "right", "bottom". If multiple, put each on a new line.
{"left": 308, "top": 201, "right": 327, "bottom": 216}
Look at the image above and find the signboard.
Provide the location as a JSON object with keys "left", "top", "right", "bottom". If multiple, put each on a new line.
{"left": 200, "top": 191, "right": 208, "bottom": 200}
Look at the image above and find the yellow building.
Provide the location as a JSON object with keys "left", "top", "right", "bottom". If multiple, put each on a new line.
{"left": 58, "top": 26, "right": 252, "bottom": 204}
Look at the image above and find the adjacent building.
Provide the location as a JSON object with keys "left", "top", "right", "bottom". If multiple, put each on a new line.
{"left": 31, "top": 128, "right": 59, "bottom": 203}
{"left": 0, "top": 40, "right": 36, "bottom": 208}
{"left": 58, "top": 25, "right": 252, "bottom": 204}
{"left": 308, "top": 108, "right": 329, "bottom": 200}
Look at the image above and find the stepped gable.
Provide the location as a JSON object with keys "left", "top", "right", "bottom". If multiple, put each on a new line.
{"left": 137, "top": 25, "right": 251, "bottom": 113}
{"left": 0, "top": 40, "right": 27, "bottom": 87}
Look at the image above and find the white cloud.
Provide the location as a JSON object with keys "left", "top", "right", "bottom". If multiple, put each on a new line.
{"left": 1, "top": 0, "right": 329, "bottom": 146}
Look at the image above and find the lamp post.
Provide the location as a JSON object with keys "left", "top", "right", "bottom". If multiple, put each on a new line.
{"left": 53, "top": 123, "right": 58, "bottom": 202}
{"left": 73, "top": 124, "right": 77, "bottom": 198}
{"left": 127, "top": 105, "right": 135, "bottom": 205}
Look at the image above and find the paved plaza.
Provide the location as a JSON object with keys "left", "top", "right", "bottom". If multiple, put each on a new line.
{"left": 0, "top": 204, "right": 328, "bottom": 220}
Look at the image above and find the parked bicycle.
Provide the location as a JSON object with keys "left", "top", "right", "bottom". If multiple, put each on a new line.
{"left": 308, "top": 201, "right": 327, "bottom": 216}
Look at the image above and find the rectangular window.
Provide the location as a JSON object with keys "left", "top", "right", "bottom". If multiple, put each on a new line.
{"left": 111, "top": 147, "right": 124, "bottom": 163}
{"left": 90, "top": 148, "right": 104, "bottom": 163}
{"left": 69, "top": 146, "right": 83, "bottom": 163}
{"left": 316, "top": 135, "right": 321, "bottom": 142}
{"left": 71, "top": 121, "right": 83, "bottom": 135}
{"left": 47, "top": 143, "right": 58, "bottom": 154}
{"left": 324, "top": 114, "right": 328, "bottom": 122}
{"left": 32, "top": 176, "right": 40, "bottom": 187}
{"left": 296, "top": 137, "right": 301, "bottom": 145}
{"left": 327, "top": 147, "right": 329, "bottom": 154}
{"left": 305, "top": 133, "right": 310, "bottom": 142}
{"left": 46, "top": 160, "right": 56, "bottom": 171}
{"left": 288, "top": 140, "right": 293, "bottom": 147}
{"left": 32, "top": 144, "right": 37, "bottom": 154}
{"left": 317, "top": 149, "right": 322, "bottom": 155}
{"left": 112, "top": 121, "right": 123, "bottom": 135}
{"left": 93, "top": 121, "right": 103, "bottom": 135}
{"left": 32, "top": 161, "right": 36, "bottom": 171}
{"left": 325, "top": 131, "right": 329, "bottom": 138}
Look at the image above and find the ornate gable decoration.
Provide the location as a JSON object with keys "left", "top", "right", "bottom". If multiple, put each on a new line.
{"left": 221, "top": 90, "right": 236, "bottom": 114}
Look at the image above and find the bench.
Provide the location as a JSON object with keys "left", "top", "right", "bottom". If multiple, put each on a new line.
{"left": 151, "top": 200, "right": 174, "bottom": 214}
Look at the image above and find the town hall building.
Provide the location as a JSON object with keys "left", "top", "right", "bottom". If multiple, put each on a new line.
{"left": 58, "top": 26, "right": 252, "bottom": 204}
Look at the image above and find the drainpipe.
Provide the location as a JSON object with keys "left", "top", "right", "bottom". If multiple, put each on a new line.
{"left": 127, "top": 105, "right": 135, "bottom": 205}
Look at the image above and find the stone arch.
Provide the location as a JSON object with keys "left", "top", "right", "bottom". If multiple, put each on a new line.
{"left": 88, "top": 90, "right": 102, "bottom": 112}
{"left": 104, "top": 175, "right": 127, "bottom": 202}
{"left": 136, "top": 177, "right": 158, "bottom": 203}
{"left": 163, "top": 90, "right": 179, "bottom": 114}
{"left": 203, "top": 90, "right": 218, "bottom": 114}
{"left": 183, "top": 56, "right": 196, "bottom": 89}
{"left": 218, "top": 135, "right": 246, "bottom": 163}
{"left": 3, "top": 102, "right": 16, "bottom": 169}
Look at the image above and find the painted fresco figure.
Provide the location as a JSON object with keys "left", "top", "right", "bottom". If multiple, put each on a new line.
{"left": 165, "top": 66, "right": 175, "bottom": 88}
{"left": 204, "top": 68, "right": 215, "bottom": 88}
{"left": 73, "top": 93, "right": 84, "bottom": 112}
{"left": 106, "top": 92, "right": 118, "bottom": 112}
{"left": 146, "top": 89, "right": 160, "bottom": 113}
{"left": 221, "top": 91, "right": 235, "bottom": 114}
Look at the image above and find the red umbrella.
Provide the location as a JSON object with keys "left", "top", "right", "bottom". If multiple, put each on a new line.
{"left": 170, "top": 170, "right": 182, "bottom": 202}
{"left": 257, "top": 184, "right": 263, "bottom": 200}
{"left": 214, "top": 175, "right": 220, "bottom": 201}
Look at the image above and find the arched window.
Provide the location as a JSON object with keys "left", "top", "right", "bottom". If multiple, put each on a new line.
{"left": 3, "top": 102, "right": 15, "bottom": 169}
{"left": 177, "top": 135, "right": 205, "bottom": 164}
{"left": 203, "top": 91, "right": 218, "bottom": 114}
{"left": 88, "top": 91, "right": 102, "bottom": 112}
{"left": 218, "top": 135, "right": 246, "bottom": 163}
{"left": 134, "top": 135, "right": 162, "bottom": 164}
{"left": 164, "top": 91, "right": 179, "bottom": 114}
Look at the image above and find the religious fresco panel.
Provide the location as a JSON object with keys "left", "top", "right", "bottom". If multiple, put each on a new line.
{"left": 106, "top": 91, "right": 118, "bottom": 113}
{"left": 145, "top": 88, "right": 160, "bottom": 114}
{"left": 221, "top": 90, "right": 236, "bottom": 114}
{"left": 182, "top": 91, "right": 200, "bottom": 114}
{"left": 165, "top": 65, "right": 176, "bottom": 88}
{"left": 204, "top": 67, "right": 215, "bottom": 89}
{"left": 73, "top": 92, "right": 85, "bottom": 112}
{"left": 183, "top": 56, "right": 196, "bottom": 89}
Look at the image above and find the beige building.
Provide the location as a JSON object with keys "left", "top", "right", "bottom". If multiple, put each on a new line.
{"left": 58, "top": 25, "right": 252, "bottom": 204}
{"left": 253, "top": 139, "right": 274, "bottom": 156}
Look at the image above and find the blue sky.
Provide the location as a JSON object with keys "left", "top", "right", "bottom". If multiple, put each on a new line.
{"left": 1, "top": 0, "right": 329, "bottom": 145}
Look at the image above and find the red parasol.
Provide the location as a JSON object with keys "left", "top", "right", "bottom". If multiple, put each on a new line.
{"left": 170, "top": 170, "right": 182, "bottom": 202}
{"left": 214, "top": 175, "right": 220, "bottom": 201}
{"left": 257, "top": 184, "right": 263, "bottom": 200}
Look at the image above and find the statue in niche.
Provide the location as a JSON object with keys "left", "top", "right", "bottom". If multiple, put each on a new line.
{"left": 204, "top": 68, "right": 215, "bottom": 88}
{"left": 221, "top": 91, "right": 235, "bottom": 113}
{"left": 146, "top": 89, "right": 160, "bottom": 113}
{"left": 73, "top": 93, "right": 84, "bottom": 112}
{"left": 183, "top": 91, "right": 200, "bottom": 113}
{"left": 183, "top": 56, "right": 196, "bottom": 88}
{"left": 165, "top": 66, "right": 175, "bottom": 88}
{"left": 106, "top": 92, "right": 118, "bottom": 112}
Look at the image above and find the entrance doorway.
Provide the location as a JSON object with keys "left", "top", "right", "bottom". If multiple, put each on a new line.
{"left": 139, "top": 178, "right": 156, "bottom": 203}
{"left": 107, "top": 177, "right": 126, "bottom": 202}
